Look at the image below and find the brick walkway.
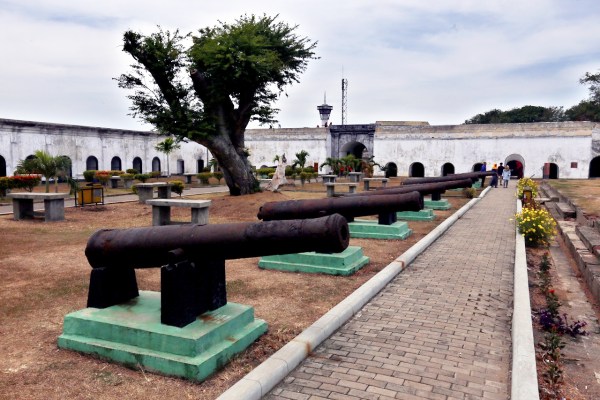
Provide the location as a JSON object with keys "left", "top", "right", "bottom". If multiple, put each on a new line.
{"left": 267, "top": 187, "right": 516, "bottom": 400}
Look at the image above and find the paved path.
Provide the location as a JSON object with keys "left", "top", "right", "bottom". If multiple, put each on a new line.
{"left": 0, "top": 185, "right": 229, "bottom": 215}
{"left": 267, "top": 187, "right": 516, "bottom": 400}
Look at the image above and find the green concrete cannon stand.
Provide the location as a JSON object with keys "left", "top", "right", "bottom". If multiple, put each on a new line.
{"left": 58, "top": 291, "right": 267, "bottom": 382}
{"left": 258, "top": 246, "right": 369, "bottom": 276}
{"left": 348, "top": 220, "right": 413, "bottom": 240}
{"left": 396, "top": 209, "right": 436, "bottom": 221}
{"left": 423, "top": 199, "right": 451, "bottom": 210}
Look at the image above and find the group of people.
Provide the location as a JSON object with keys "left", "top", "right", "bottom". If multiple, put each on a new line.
{"left": 480, "top": 161, "right": 512, "bottom": 188}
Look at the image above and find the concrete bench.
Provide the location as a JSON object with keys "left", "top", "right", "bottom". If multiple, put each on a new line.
{"left": 146, "top": 199, "right": 211, "bottom": 226}
{"left": 363, "top": 177, "right": 389, "bottom": 191}
{"left": 134, "top": 182, "right": 173, "bottom": 203}
{"left": 8, "top": 192, "right": 69, "bottom": 222}
{"left": 325, "top": 182, "right": 358, "bottom": 197}
{"left": 322, "top": 175, "right": 337, "bottom": 184}
{"left": 183, "top": 173, "right": 197, "bottom": 184}
{"left": 348, "top": 172, "right": 363, "bottom": 182}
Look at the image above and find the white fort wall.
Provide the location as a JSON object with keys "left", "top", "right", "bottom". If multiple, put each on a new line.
{"left": 0, "top": 119, "right": 208, "bottom": 177}
{"left": 1, "top": 118, "right": 599, "bottom": 179}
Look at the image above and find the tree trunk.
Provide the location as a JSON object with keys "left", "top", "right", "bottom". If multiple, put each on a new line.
{"left": 204, "top": 135, "right": 258, "bottom": 196}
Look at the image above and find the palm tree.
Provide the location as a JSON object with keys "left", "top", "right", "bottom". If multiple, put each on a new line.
{"left": 340, "top": 154, "right": 361, "bottom": 175}
{"left": 292, "top": 150, "right": 310, "bottom": 171}
{"left": 154, "top": 137, "right": 181, "bottom": 177}
{"left": 16, "top": 150, "right": 71, "bottom": 193}
{"left": 320, "top": 157, "right": 341, "bottom": 175}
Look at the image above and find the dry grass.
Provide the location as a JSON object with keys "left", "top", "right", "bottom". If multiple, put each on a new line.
{"left": 0, "top": 183, "right": 468, "bottom": 400}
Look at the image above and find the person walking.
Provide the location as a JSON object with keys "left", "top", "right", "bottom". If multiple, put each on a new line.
{"left": 480, "top": 162, "right": 487, "bottom": 187}
{"left": 497, "top": 162, "right": 504, "bottom": 185}
{"left": 502, "top": 167, "right": 511, "bottom": 188}
{"left": 490, "top": 163, "right": 498, "bottom": 188}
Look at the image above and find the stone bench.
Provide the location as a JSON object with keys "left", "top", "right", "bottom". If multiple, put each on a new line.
{"left": 321, "top": 175, "right": 337, "bottom": 184}
{"left": 363, "top": 177, "right": 389, "bottom": 191}
{"left": 134, "top": 182, "right": 173, "bottom": 203}
{"left": 8, "top": 192, "right": 69, "bottom": 222}
{"left": 325, "top": 182, "right": 358, "bottom": 197}
{"left": 146, "top": 199, "right": 212, "bottom": 226}
{"left": 348, "top": 172, "right": 363, "bottom": 182}
{"left": 183, "top": 173, "right": 197, "bottom": 184}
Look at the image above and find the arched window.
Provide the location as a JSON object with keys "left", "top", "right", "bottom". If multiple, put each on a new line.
{"left": 589, "top": 157, "right": 600, "bottom": 178}
{"left": 442, "top": 163, "right": 455, "bottom": 176}
{"left": 384, "top": 162, "right": 398, "bottom": 178}
{"left": 111, "top": 156, "right": 122, "bottom": 171}
{"left": 472, "top": 163, "right": 483, "bottom": 172}
{"left": 0, "top": 154, "right": 6, "bottom": 177}
{"left": 86, "top": 156, "right": 98, "bottom": 171}
{"left": 132, "top": 157, "right": 143, "bottom": 173}
{"left": 152, "top": 157, "right": 161, "bottom": 172}
{"left": 409, "top": 162, "right": 425, "bottom": 177}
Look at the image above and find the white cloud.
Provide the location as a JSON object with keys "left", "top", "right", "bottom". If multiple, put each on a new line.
{"left": 0, "top": 0, "right": 599, "bottom": 129}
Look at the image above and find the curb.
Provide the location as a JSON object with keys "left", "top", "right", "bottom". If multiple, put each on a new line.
{"left": 217, "top": 187, "right": 491, "bottom": 400}
{"left": 511, "top": 200, "right": 540, "bottom": 400}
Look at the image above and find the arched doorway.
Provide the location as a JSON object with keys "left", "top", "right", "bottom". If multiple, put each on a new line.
{"left": 86, "top": 156, "right": 98, "bottom": 171}
{"left": 472, "top": 163, "right": 483, "bottom": 172}
{"left": 505, "top": 154, "right": 525, "bottom": 179}
{"left": 409, "top": 162, "right": 425, "bottom": 177}
{"left": 133, "top": 157, "right": 143, "bottom": 173}
{"left": 589, "top": 156, "right": 600, "bottom": 178}
{"left": 340, "top": 141, "right": 367, "bottom": 159}
{"left": 177, "top": 159, "right": 184, "bottom": 175}
{"left": 385, "top": 162, "right": 398, "bottom": 178}
{"left": 442, "top": 163, "right": 455, "bottom": 176}
{"left": 544, "top": 163, "right": 559, "bottom": 179}
{"left": 197, "top": 159, "right": 205, "bottom": 172}
{"left": 111, "top": 156, "right": 122, "bottom": 171}
{"left": 0, "top": 155, "right": 6, "bottom": 177}
{"left": 152, "top": 157, "right": 161, "bottom": 172}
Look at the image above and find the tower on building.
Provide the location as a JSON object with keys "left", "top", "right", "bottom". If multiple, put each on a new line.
{"left": 317, "top": 93, "right": 333, "bottom": 127}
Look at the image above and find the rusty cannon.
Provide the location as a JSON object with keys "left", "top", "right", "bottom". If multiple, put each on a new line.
{"left": 86, "top": 214, "right": 349, "bottom": 327}
{"left": 402, "top": 171, "right": 495, "bottom": 186}
{"left": 257, "top": 191, "right": 423, "bottom": 226}
{"left": 346, "top": 178, "right": 474, "bottom": 201}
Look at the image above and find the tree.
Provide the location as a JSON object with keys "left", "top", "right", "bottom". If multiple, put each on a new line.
{"left": 464, "top": 106, "right": 564, "bottom": 124}
{"left": 291, "top": 150, "right": 309, "bottom": 171}
{"left": 565, "top": 70, "right": 600, "bottom": 122}
{"left": 154, "top": 137, "right": 180, "bottom": 176}
{"left": 320, "top": 157, "right": 340, "bottom": 175}
{"left": 16, "top": 150, "right": 71, "bottom": 193}
{"left": 117, "top": 15, "right": 317, "bottom": 195}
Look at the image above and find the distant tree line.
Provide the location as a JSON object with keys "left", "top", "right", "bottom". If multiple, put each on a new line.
{"left": 464, "top": 70, "right": 600, "bottom": 124}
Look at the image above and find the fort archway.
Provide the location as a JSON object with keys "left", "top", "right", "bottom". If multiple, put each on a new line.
{"left": 86, "top": 156, "right": 98, "bottom": 171}
{"left": 385, "top": 162, "right": 397, "bottom": 178}
{"left": 409, "top": 162, "right": 425, "bottom": 177}
{"left": 152, "top": 157, "right": 161, "bottom": 172}
{"left": 0, "top": 154, "right": 6, "bottom": 176}
{"left": 442, "top": 163, "right": 455, "bottom": 176}
{"left": 329, "top": 124, "right": 375, "bottom": 161}
{"left": 133, "top": 157, "right": 143, "bottom": 173}
{"left": 111, "top": 156, "right": 122, "bottom": 171}
{"left": 472, "top": 163, "right": 483, "bottom": 172}
{"left": 505, "top": 154, "right": 525, "bottom": 179}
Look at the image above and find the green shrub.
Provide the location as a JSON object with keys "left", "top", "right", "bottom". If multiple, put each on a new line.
{"left": 202, "top": 167, "right": 212, "bottom": 173}
{"left": 120, "top": 173, "right": 134, "bottom": 180}
{"left": 197, "top": 172, "right": 212, "bottom": 185}
{"left": 213, "top": 171, "right": 224, "bottom": 184}
{"left": 134, "top": 173, "right": 151, "bottom": 183}
{"left": 299, "top": 171, "right": 309, "bottom": 185}
{"left": 110, "top": 170, "right": 124, "bottom": 176}
{"left": 150, "top": 171, "right": 161, "bottom": 180}
{"left": 517, "top": 177, "right": 539, "bottom": 198}
{"left": 303, "top": 166, "right": 315, "bottom": 173}
{"left": 169, "top": 180, "right": 185, "bottom": 196}
{"left": 463, "top": 187, "right": 477, "bottom": 198}
{"left": 126, "top": 168, "right": 139, "bottom": 174}
{"left": 257, "top": 167, "right": 275, "bottom": 178}
{"left": 268, "top": 172, "right": 275, "bottom": 179}
{"left": 83, "top": 170, "right": 96, "bottom": 182}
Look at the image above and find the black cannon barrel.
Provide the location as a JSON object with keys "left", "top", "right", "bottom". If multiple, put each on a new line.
{"left": 85, "top": 214, "right": 349, "bottom": 269}
{"left": 257, "top": 191, "right": 423, "bottom": 221}
{"left": 402, "top": 171, "right": 495, "bottom": 185}
{"left": 346, "top": 179, "right": 473, "bottom": 197}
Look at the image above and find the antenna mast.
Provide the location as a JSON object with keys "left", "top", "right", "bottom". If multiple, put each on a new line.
{"left": 341, "top": 77, "right": 348, "bottom": 125}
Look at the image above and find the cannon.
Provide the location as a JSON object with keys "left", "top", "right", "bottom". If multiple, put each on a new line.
{"left": 346, "top": 178, "right": 474, "bottom": 201}
{"left": 402, "top": 171, "right": 495, "bottom": 186}
{"left": 86, "top": 214, "right": 349, "bottom": 327}
{"left": 257, "top": 191, "right": 423, "bottom": 226}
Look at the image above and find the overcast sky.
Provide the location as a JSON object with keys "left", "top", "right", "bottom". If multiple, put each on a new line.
{"left": 1, "top": 0, "right": 599, "bottom": 131}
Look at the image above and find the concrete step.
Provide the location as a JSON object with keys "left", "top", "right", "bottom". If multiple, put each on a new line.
{"left": 556, "top": 202, "right": 576, "bottom": 219}
{"left": 576, "top": 225, "right": 600, "bottom": 258}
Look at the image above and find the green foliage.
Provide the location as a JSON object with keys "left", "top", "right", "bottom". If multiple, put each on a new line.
{"left": 116, "top": 15, "right": 317, "bottom": 195}
{"left": 150, "top": 171, "right": 161, "bottom": 180}
{"left": 299, "top": 171, "right": 308, "bottom": 185}
{"left": 213, "top": 171, "right": 224, "bottom": 183}
{"left": 197, "top": 172, "right": 212, "bottom": 185}
{"left": 120, "top": 173, "right": 134, "bottom": 180}
{"left": 462, "top": 187, "right": 477, "bottom": 198}
{"left": 126, "top": 168, "right": 139, "bottom": 174}
{"left": 565, "top": 99, "right": 600, "bottom": 122}
{"left": 134, "top": 173, "right": 151, "bottom": 183}
{"left": 291, "top": 150, "right": 310, "bottom": 170}
{"left": 16, "top": 150, "right": 72, "bottom": 193}
{"left": 464, "top": 105, "right": 565, "bottom": 124}
{"left": 83, "top": 170, "right": 97, "bottom": 182}
{"left": 320, "top": 157, "right": 341, "bottom": 174}
{"left": 154, "top": 137, "right": 180, "bottom": 176}
{"left": 257, "top": 167, "right": 276, "bottom": 177}
{"left": 516, "top": 177, "right": 538, "bottom": 198}
{"left": 514, "top": 207, "right": 556, "bottom": 246}
{"left": 95, "top": 171, "right": 111, "bottom": 186}
{"left": 169, "top": 180, "right": 185, "bottom": 196}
